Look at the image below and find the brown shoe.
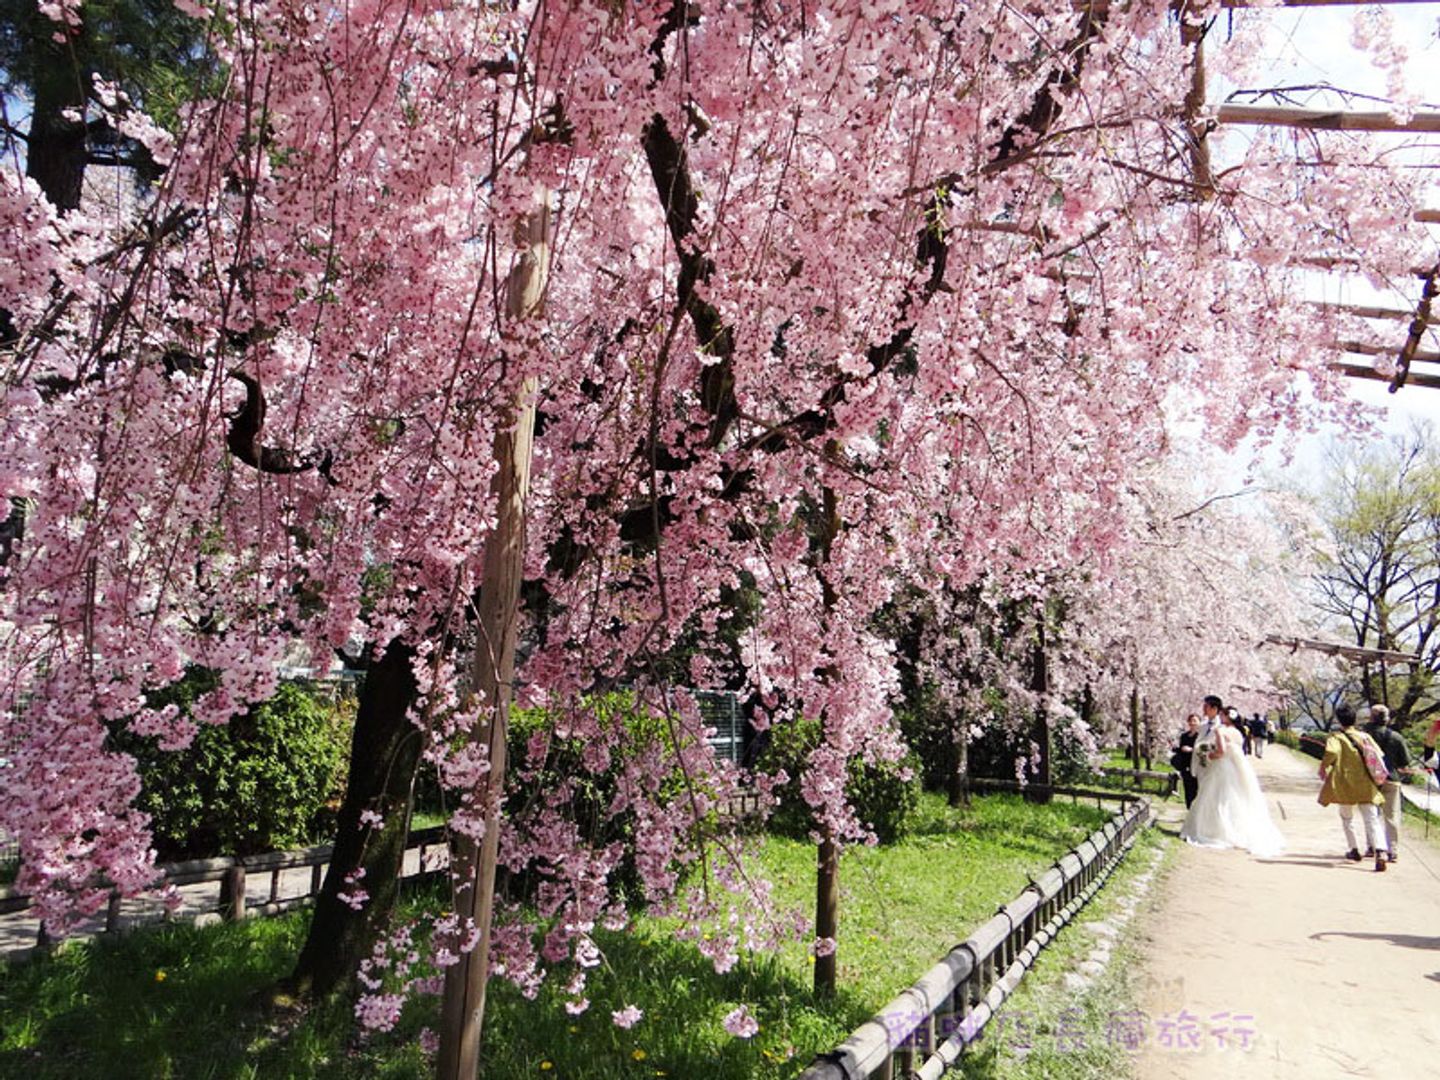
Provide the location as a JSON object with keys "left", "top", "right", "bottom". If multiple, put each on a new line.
{"left": 1375, "top": 856, "right": 1387, "bottom": 872}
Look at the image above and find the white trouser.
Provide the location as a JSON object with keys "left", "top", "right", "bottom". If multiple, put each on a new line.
{"left": 1377, "top": 781, "right": 1401, "bottom": 850}
{"left": 1338, "top": 802, "right": 1388, "bottom": 854}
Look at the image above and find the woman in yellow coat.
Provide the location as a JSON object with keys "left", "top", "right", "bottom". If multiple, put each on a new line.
{"left": 1318, "top": 704, "right": 1387, "bottom": 871}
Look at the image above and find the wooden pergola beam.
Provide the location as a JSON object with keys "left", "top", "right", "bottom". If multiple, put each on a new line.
{"left": 1328, "top": 362, "right": 1440, "bottom": 391}
{"left": 1263, "top": 633, "right": 1421, "bottom": 665}
{"left": 1084, "top": 0, "right": 1437, "bottom": 9}
{"left": 1215, "top": 104, "right": 1440, "bottom": 133}
{"left": 1336, "top": 339, "right": 1440, "bottom": 364}
{"left": 1311, "top": 302, "right": 1412, "bottom": 321}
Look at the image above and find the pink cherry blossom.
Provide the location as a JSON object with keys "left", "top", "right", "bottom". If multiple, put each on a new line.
{"left": 612, "top": 1005, "right": 643, "bottom": 1029}
{"left": 722, "top": 1005, "right": 760, "bottom": 1039}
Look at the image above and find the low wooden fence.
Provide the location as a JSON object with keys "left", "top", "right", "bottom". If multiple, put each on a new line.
{"left": 798, "top": 787, "right": 1151, "bottom": 1080}
{"left": 1097, "top": 766, "right": 1178, "bottom": 798}
{"left": 969, "top": 777, "right": 1144, "bottom": 807}
{"left": 0, "top": 825, "right": 449, "bottom": 953}
{"left": 1, "top": 788, "right": 768, "bottom": 955}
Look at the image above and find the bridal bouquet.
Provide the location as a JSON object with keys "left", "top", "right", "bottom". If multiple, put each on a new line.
{"left": 1192, "top": 730, "right": 1217, "bottom": 767}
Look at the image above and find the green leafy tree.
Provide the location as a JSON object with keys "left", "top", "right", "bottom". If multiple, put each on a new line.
{"left": 1311, "top": 426, "right": 1440, "bottom": 730}
{"left": 0, "top": 0, "right": 215, "bottom": 209}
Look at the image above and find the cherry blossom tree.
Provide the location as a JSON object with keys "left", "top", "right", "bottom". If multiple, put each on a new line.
{"left": 0, "top": 0, "right": 1433, "bottom": 1073}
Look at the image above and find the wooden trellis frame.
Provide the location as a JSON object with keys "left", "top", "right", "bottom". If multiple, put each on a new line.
{"left": 1261, "top": 633, "right": 1422, "bottom": 666}
{"left": 1180, "top": 1, "right": 1440, "bottom": 393}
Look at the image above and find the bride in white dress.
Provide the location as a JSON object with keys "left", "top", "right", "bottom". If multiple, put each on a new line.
{"left": 1180, "top": 712, "right": 1286, "bottom": 856}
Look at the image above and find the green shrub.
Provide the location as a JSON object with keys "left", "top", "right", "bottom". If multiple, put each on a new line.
{"left": 965, "top": 713, "right": 1093, "bottom": 787}
{"left": 109, "top": 671, "right": 352, "bottom": 859}
{"left": 893, "top": 681, "right": 958, "bottom": 792}
{"left": 1273, "top": 728, "right": 1300, "bottom": 750}
{"left": 758, "top": 717, "right": 921, "bottom": 843}
{"left": 501, "top": 692, "right": 700, "bottom": 908}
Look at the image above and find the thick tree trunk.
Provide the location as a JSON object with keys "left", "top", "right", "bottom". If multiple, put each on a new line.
{"left": 283, "top": 640, "right": 422, "bottom": 1000}
{"left": 948, "top": 717, "right": 970, "bottom": 808}
{"left": 28, "top": 43, "right": 89, "bottom": 213}
{"left": 1142, "top": 696, "right": 1152, "bottom": 771}
{"left": 813, "top": 832, "right": 839, "bottom": 996}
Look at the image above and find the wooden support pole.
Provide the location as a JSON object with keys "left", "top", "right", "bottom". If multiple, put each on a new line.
{"left": 1391, "top": 261, "right": 1440, "bottom": 392}
{"left": 813, "top": 470, "right": 843, "bottom": 1000}
{"left": 437, "top": 190, "right": 550, "bottom": 1080}
{"left": 1180, "top": 15, "right": 1214, "bottom": 199}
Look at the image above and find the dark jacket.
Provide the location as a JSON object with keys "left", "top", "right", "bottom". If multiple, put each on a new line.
{"left": 1170, "top": 730, "right": 1197, "bottom": 774}
{"left": 1365, "top": 722, "right": 1410, "bottom": 779}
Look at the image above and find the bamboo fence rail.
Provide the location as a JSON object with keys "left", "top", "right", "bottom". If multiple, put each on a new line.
{"left": 797, "top": 790, "right": 1151, "bottom": 1080}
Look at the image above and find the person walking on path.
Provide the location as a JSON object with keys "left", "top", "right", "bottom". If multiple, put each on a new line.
{"left": 1318, "top": 704, "right": 1388, "bottom": 872}
{"left": 1363, "top": 704, "right": 1409, "bottom": 863}
{"left": 1248, "top": 712, "right": 1267, "bottom": 759}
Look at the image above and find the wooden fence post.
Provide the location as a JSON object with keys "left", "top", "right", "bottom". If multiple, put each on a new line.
{"left": 219, "top": 864, "right": 246, "bottom": 921}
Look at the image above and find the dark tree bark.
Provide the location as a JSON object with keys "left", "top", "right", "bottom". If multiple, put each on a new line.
{"left": 282, "top": 640, "right": 423, "bottom": 1000}
{"left": 1025, "top": 618, "right": 1052, "bottom": 804}
{"left": 26, "top": 38, "right": 89, "bottom": 213}
{"left": 948, "top": 716, "right": 971, "bottom": 808}
{"left": 812, "top": 477, "right": 841, "bottom": 999}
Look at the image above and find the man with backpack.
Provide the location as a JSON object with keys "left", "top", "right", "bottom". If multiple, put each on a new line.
{"left": 1364, "top": 704, "right": 1410, "bottom": 864}
{"left": 1318, "top": 704, "right": 1389, "bottom": 873}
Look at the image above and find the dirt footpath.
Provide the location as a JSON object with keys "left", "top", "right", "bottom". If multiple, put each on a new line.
{"left": 1132, "top": 744, "right": 1440, "bottom": 1080}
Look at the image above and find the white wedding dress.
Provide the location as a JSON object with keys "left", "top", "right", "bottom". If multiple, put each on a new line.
{"left": 1180, "top": 726, "right": 1286, "bottom": 857}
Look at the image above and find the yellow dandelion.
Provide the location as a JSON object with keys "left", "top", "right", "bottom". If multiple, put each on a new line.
{"left": 154, "top": 970, "right": 167, "bottom": 982}
{"left": 631, "top": 1049, "right": 647, "bottom": 1062}
{"left": 539, "top": 1062, "right": 553, "bottom": 1072}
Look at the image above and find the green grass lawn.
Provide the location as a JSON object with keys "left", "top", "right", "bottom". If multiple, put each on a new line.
{"left": 0, "top": 793, "right": 1121, "bottom": 1080}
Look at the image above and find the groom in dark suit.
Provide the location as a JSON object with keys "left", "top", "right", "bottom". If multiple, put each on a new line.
{"left": 1190, "top": 694, "right": 1224, "bottom": 790}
